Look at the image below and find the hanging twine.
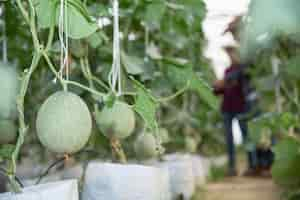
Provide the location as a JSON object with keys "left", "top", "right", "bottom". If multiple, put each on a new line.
{"left": 58, "top": 0, "right": 69, "bottom": 85}
{"left": 108, "top": 0, "right": 122, "bottom": 96}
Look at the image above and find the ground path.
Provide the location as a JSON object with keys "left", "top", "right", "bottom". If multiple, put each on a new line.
{"left": 194, "top": 153, "right": 282, "bottom": 200}
{"left": 201, "top": 176, "right": 281, "bottom": 200}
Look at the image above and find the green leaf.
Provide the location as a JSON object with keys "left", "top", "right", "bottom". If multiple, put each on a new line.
{"left": 146, "top": 43, "right": 162, "bottom": 60}
{"left": 36, "top": 0, "right": 98, "bottom": 39}
{"left": 104, "top": 92, "right": 117, "bottom": 108}
{"left": 191, "top": 76, "right": 219, "bottom": 110}
{"left": 70, "top": 39, "right": 87, "bottom": 58}
{"left": 86, "top": 32, "right": 103, "bottom": 49}
{"left": 285, "top": 56, "right": 300, "bottom": 79}
{"left": 63, "top": 4, "right": 98, "bottom": 39}
{"left": 178, "top": 0, "right": 206, "bottom": 18}
{"left": 256, "top": 75, "right": 276, "bottom": 92}
{"left": 132, "top": 78, "right": 158, "bottom": 132}
{"left": 166, "top": 63, "right": 218, "bottom": 110}
{"left": 36, "top": 0, "right": 57, "bottom": 28}
{"left": 121, "top": 52, "right": 145, "bottom": 75}
{"left": 248, "top": 112, "right": 281, "bottom": 144}
{"left": 88, "top": 3, "right": 109, "bottom": 17}
{"left": 0, "top": 144, "right": 15, "bottom": 159}
{"left": 67, "top": 0, "right": 92, "bottom": 22}
{"left": 145, "top": 1, "right": 166, "bottom": 30}
{"left": 272, "top": 138, "right": 300, "bottom": 186}
{"left": 279, "top": 112, "right": 298, "bottom": 130}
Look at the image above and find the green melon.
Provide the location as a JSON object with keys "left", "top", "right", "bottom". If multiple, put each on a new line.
{"left": 95, "top": 101, "right": 135, "bottom": 139}
{"left": 185, "top": 136, "right": 198, "bottom": 153}
{"left": 159, "top": 128, "right": 170, "bottom": 144}
{"left": 134, "top": 133, "right": 159, "bottom": 159}
{"left": 0, "top": 62, "right": 19, "bottom": 120}
{"left": 0, "top": 120, "right": 17, "bottom": 144}
{"left": 36, "top": 91, "right": 92, "bottom": 154}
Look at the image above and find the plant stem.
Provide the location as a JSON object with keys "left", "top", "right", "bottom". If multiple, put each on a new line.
{"left": 123, "top": 1, "right": 139, "bottom": 50}
{"left": 27, "top": 0, "right": 40, "bottom": 50}
{"left": 65, "top": 80, "right": 106, "bottom": 98}
{"left": 157, "top": 83, "right": 189, "bottom": 102}
{"left": 10, "top": 52, "right": 42, "bottom": 192}
{"left": 110, "top": 138, "right": 127, "bottom": 164}
{"left": 80, "top": 58, "right": 94, "bottom": 88}
{"left": 16, "top": 0, "right": 30, "bottom": 24}
{"left": 42, "top": 51, "right": 65, "bottom": 88}
{"left": 45, "top": 26, "right": 55, "bottom": 52}
{"left": 80, "top": 58, "right": 110, "bottom": 91}
{"left": 281, "top": 82, "right": 300, "bottom": 112}
{"left": 10, "top": 0, "right": 42, "bottom": 192}
{"left": 91, "top": 77, "right": 110, "bottom": 91}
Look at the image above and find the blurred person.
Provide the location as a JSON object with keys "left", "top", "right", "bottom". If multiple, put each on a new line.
{"left": 221, "top": 15, "right": 275, "bottom": 177}
{"left": 256, "top": 147, "right": 274, "bottom": 177}
{"left": 223, "top": 15, "right": 243, "bottom": 41}
{"left": 213, "top": 46, "right": 258, "bottom": 177}
{"left": 238, "top": 70, "right": 274, "bottom": 178}
{"left": 242, "top": 81, "right": 275, "bottom": 178}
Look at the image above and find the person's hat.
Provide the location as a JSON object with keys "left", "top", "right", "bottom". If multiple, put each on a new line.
{"left": 223, "top": 44, "right": 238, "bottom": 53}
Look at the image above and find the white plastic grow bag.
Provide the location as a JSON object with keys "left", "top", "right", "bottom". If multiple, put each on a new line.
{"left": 159, "top": 158, "right": 195, "bottom": 200}
{"left": 82, "top": 162, "right": 170, "bottom": 200}
{"left": 201, "top": 157, "right": 211, "bottom": 177}
{"left": 21, "top": 173, "right": 62, "bottom": 187}
{"left": 61, "top": 165, "right": 84, "bottom": 180}
{"left": 0, "top": 180, "right": 78, "bottom": 200}
{"left": 190, "top": 155, "right": 206, "bottom": 187}
{"left": 164, "top": 153, "right": 207, "bottom": 187}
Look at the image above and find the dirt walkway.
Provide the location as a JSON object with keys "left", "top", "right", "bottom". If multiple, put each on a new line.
{"left": 197, "top": 153, "right": 282, "bottom": 200}
{"left": 203, "top": 177, "right": 281, "bottom": 200}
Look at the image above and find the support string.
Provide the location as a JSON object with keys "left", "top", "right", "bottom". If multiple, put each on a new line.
{"left": 58, "top": 0, "right": 69, "bottom": 87}
{"left": 108, "top": 0, "right": 122, "bottom": 96}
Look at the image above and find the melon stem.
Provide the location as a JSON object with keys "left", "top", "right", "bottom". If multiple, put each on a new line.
{"left": 110, "top": 138, "right": 127, "bottom": 164}
{"left": 8, "top": 176, "right": 21, "bottom": 193}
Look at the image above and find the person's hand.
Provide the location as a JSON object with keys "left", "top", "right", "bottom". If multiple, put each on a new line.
{"left": 213, "top": 79, "right": 225, "bottom": 89}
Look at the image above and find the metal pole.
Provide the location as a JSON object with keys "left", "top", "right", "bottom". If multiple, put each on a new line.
{"left": 2, "top": 4, "right": 7, "bottom": 63}
{"left": 271, "top": 56, "right": 281, "bottom": 113}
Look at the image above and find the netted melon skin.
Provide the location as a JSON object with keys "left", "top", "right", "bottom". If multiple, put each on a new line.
{"left": 134, "top": 133, "right": 158, "bottom": 159}
{"left": 0, "top": 120, "right": 17, "bottom": 144}
{"left": 185, "top": 137, "right": 198, "bottom": 153}
{"left": 0, "top": 63, "right": 19, "bottom": 120}
{"left": 36, "top": 91, "right": 92, "bottom": 154}
{"left": 96, "top": 102, "right": 135, "bottom": 139}
{"left": 159, "top": 128, "right": 170, "bottom": 144}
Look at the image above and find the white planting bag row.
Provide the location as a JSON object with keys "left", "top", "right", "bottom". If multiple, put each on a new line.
{"left": 0, "top": 180, "right": 78, "bottom": 200}
{"left": 20, "top": 164, "right": 84, "bottom": 188}
{"left": 190, "top": 155, "right": 206, "bottom": 187}
{"left": 21, "top": 173, "right": 62, "bottom": 187}
{"left": 61, "top": 165, "right": 84, "bottom": 180}
{"left": 82, "top": 162, "right": 171, "bottom": 200}
{"left": 163, "top": 153, "right": 207, "bottom": 186}
{"left": 158, "top": 157, "right": 195, "bottom": 200}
